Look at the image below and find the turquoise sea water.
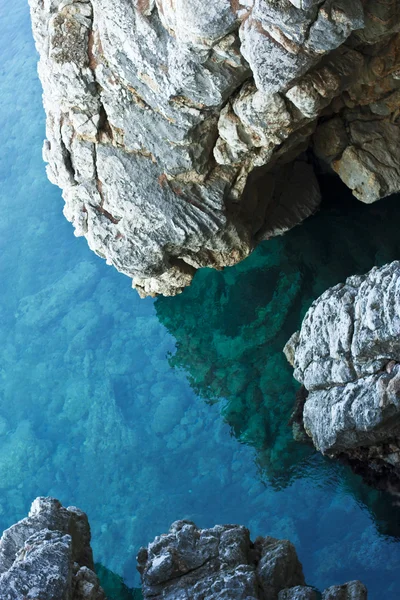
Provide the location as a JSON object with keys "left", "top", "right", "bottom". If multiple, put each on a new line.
{"left": 2, "top": 1, "right": 400, "bottom": 598}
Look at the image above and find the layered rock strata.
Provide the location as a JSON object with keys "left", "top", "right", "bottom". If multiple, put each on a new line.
{"left": 285, "top": 261, "right": 400, "bottom": 485}
{"left": 138, "top": 520, "right": 367, "bottom": 599}
{"left": 29, "top": 0, "right": 400, "bottom": 296}
{"left": 0, "top": 497, "right": 105, "bottom": 600}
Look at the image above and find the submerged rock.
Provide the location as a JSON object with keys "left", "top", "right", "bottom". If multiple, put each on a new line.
{"left": 0, "top": 497, "right": 105, "bottom": 600}
{"left": 29, "top": 0, "right": 400, "bottom": 295}
{"left": 138, "top": 520, "right": 367, "bottom": 599}
{"left": 285, "top": 261, "right": 400, "bottom": 487}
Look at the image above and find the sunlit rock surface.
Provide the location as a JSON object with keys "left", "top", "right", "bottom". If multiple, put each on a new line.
{"left": 138, "top": 520, "right": 367, "bottom": 600}
{"left": 285, "top": 261, "right": 400, "bottom": 486}
{"left": 29, "top": 0, "right": 400, "bottom": 295}
{"left": 0, "top": 497, "right": 105, "bottom": 600}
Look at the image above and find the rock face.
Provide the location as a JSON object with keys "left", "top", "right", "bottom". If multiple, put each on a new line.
{"left": 137, "top": 520, "right": 367, "bottom": 600}
{"left": 0, "top": 497, "right": 105, "bottom": 600}
{"left": 285, "top": 261, "right": 400, "bottom": 484}
{"left": 0, "top": 504, "right": 368, "bottom": 600}
{"left": 29, "top": 0, "right": 400, "bottom": 296}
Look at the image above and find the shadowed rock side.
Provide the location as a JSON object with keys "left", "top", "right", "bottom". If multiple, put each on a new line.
{"left": 138, "top": 520, "right": 367, "bottom": 600}
{"left": 284, "top": 261, "right": 400, "bottom": 491}
{"left": 28, "top": 0, "right": 400, "bottom": 296}
{"left": 0, "top": 497, "right": 105, "bottom": 600}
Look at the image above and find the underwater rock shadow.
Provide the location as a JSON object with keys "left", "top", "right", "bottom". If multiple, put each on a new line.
{"left": 156, "top": 175, "right": 400, "bottom": 537}
{"left": 95, "top": 563, "right": 143, "bottom": 600}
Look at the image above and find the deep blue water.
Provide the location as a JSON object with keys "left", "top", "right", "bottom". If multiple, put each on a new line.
{"left": 1, "top": 1, "right": 400, "bottom": 598}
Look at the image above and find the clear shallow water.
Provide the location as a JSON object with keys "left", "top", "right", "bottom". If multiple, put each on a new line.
{"left": 1, "top": 2, "right": 400, "bottom": 598}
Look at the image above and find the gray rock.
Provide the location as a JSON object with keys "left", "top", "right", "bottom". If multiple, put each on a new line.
{"left": 322, "top": 580, "right": 367, "bottom": 600}
{"left": 315, "top": 112, "right": 400, "bottom": 204}
{"left": 279, "top": 586, "right": 317, "bottom": 600}
{"left": 138, "top": 520, "right": 366, "bottom": 600}
{"left": 285, "top": 48, "right": 364, "bottom": 119}
{"left": 333, "top": 117, "right": 400, "bottom": 204}
{"left": 285, "top": 261, "right": 400, "bottom": 473}
{"left": 0, "top": 506, "right": 368, "bottom": 600}
{"left": 137, "top": 520, "right": 306, "bottom": 599}
{"left": 256, "top": 536, "right": 305, "bottom": 597}
{"left": 0, "top": 497, "right": 104, "bottom": 600}
{"left": 29, "top": 0, "right": 400, "bottom": 295}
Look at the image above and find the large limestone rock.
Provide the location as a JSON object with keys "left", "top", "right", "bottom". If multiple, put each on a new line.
{"left": 137, "top": 520, "right": 367, "bottom": 600}
{"left": 28, "top": 0, "right": 400, "bottom": 296}
{"left": 285, "top": 261, "right": 400, "bottom": 483}
{"left": 0, "top": 497, "right": 105, "bottom": 600}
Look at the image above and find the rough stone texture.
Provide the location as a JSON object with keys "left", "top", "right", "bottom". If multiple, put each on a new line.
{"left": 285, "top": 261, "right": 400, "bottom": 481}
{"left": 278, "top": 587, "right": 317, "bottom": 600}
{"left": 137, "top": 520, "right": 366, "bottom": 600}
{"left": 322, "top": 581, "right": 367, "bottom": 600}
{"left": 313, "top": 32, "right": 400, "bottom": 203}
{"left": 0, "top": 497, "right": 105, "bottom": 600}
{"left": 0, "top": 506, "right": 368, "bottom": 600}
{"left": 28, "top": 0, "right": 400, "bottom": 296}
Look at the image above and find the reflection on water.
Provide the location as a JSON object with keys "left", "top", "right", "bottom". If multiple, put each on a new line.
{"left": 2, "top": 2, "right": 400, "bottom": 599}
{"left": 95, "top": 565, "right": 142, "bottom": 600}
{"left": 157, "top": 181, "right": 400, "bottom": 487}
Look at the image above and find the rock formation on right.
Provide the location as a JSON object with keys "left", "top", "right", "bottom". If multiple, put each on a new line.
{"left": 285, "top": 261, "right": 400, "bottom": 486}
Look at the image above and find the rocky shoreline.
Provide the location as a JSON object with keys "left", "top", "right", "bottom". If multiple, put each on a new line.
{"left": 29, "top": 0, "right": 400, "bottom": 296}
{"left": 0, "top": 497, "right": 367, "bottom": 600}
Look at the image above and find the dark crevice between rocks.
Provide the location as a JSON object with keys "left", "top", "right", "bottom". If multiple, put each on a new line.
{"left": 59, "top": 128, "right": 77, "bottom": 183}
{"left": 338, "top": 445, "right": 400, "bottom": 499}
{"left": 239, "top": 155, "right": 321, "bottom": 242}
{"left": 89, "top": 202, "right": 121, "bottom": 225}
{"left": 289, "top": 385, "right": 312, "bottom": 444}
{"left": 98, "top": 103, "right": 114, "bottom": 141}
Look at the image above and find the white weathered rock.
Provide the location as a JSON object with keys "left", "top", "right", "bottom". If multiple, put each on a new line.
{"left": 285, "top": 262, "right": 400, "bottom": 463}
{"left": 29, "top": 0, "right": 400, "bottom": 295}
{"left": 0, "top": 497, "right": 105, "bottom": 600}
